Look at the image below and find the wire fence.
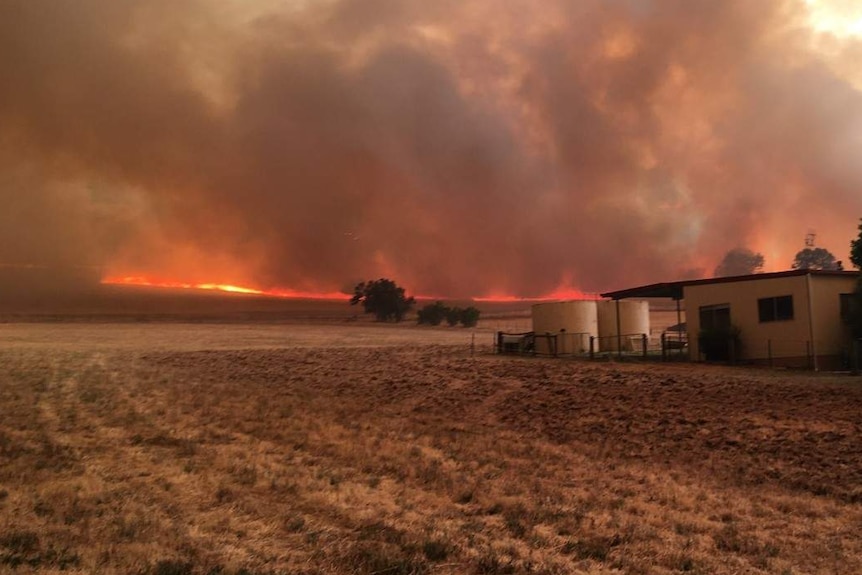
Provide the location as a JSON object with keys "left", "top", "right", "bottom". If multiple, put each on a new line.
{"left": 494, "top": 331, "right": 862, "bottom": 373}
{"left": 496, "top": 331, "right": 688, "bottom": 360}
{"left": 736, "top": 338, "right": 814, "bottom": 369}
{"left": 695, "top": 336, "right": 860, "bottom": 371}
{"left": 686, "top": 336, "right": 862, "bottom": 371}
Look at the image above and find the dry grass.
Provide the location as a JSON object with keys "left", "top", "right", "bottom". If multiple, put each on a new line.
{"left": 0, "top": 321, "right": 860, "bottom": 574}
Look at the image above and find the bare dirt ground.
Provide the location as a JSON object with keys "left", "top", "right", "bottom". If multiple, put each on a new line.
{"left": 1, "top": 319, "right": 860, "bottom": 575}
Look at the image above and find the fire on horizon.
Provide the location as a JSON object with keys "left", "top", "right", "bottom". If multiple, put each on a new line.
{"left": 1, "top": 0, "right": 862, "bottom": 299}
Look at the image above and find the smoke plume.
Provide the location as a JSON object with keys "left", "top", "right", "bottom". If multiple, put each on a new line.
{"left": 1, "top": 0, "right": 861, "bottom": 298}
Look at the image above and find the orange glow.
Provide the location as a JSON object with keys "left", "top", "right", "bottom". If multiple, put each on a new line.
{"left": 102, "top": 276, "right": 349, "bottom": 300}
{"left": 473, "top": 288, "right": 600, "bottom": 302}
{"left": 103, "top": 276, "right": 603, "bottom": 303}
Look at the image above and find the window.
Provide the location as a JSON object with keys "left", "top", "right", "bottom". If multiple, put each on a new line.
{"left": 699, "top": 304, "right": 731, "bottom": 331}
{"left": 758, "top": 295, "right": 793, "bottom": 322}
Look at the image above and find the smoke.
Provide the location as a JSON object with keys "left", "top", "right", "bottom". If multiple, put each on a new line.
{"left": 1, "top": 0, "right": 861, "bottom": 298}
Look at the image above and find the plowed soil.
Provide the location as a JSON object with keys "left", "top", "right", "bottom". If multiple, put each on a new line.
{"left": 1, "top": 322, "right": 860, "bottom": 574}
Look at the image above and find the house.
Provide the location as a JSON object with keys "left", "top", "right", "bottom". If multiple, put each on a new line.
{"left": 602, "top": 270, "right": 860, "bottom": 370}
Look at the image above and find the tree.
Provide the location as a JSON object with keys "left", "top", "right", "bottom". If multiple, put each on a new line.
{"left": 850, "top": 282, "right": 862, "bottom": 340}
{"left": 851, "top": 218, "right": 862, "bottom": 270}
{"left": 350, "top": 278, "right": 415, "bottom": 322}
{"left": 713, "top": 248, "right": 764, "bottom": 277}
{"left": 849, "top": 220, "right": 862, "bottom": 340}
{"left": 445, "top": 306, "right": 462, "bottom": 326}
{"left": 417, "top": 301, "right": 447, "bottom": 325}
{"left": 417, "top": 302, "right": 482, "bottom": 327}
{"left": 791, "top": 247, "right": 841, "bottom": 271}
{"left": 459, "top": 306, "right": 481, "bottom": 327}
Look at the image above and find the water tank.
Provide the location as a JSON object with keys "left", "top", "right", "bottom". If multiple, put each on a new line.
{"left": 531, "top": 301, "right": 598, "bottom": 355}
{"left": 597, "top": 300, "right": 650, "bottom": 352}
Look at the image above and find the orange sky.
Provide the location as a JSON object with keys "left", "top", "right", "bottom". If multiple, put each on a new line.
{"left": 1, "top": 0, "right": 861, "bottom": 299}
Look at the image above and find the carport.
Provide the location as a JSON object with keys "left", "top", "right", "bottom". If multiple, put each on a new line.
{"left": 600, "top": 281, "right": 688, "bottom": 358}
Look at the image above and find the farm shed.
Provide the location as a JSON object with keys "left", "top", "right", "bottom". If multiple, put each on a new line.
{"left": 602, "top": 270, "right": 860, "bottom": 370}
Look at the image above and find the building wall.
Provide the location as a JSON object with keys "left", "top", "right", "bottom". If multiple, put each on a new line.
{"left": 808, "top": 275, "right": 857, "bottom": 367}
{"left": 683, "top": 274, "right": 856, "bottom": 368}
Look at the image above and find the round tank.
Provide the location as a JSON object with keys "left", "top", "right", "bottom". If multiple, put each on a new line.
{"left": 597, "top": 300, "right": 650, "bottom": 352}
{"left": 531, "top": 301, "right": 598, "bottom": 355}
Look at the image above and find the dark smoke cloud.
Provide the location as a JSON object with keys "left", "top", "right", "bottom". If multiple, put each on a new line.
{"left": 1, "top": 0, "right": 861, "bottom": 298}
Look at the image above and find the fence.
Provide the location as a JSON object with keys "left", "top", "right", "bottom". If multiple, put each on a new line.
{"left": 737, "top": 338, "right": 813, "bottom": 369}
{"left": 694, "top": 336, "right": 862, "bottom": 371}
{"left": 496, "top": 331, "right": 535, "bottom": 355}
{"left": 495, "top": 331, "right": 592, "bottom": 357}
{"left": 657, "top": 333, "right": 687, "bottom": 360}
{"left": 535, "top": 332, "right": 592, "bottom": 356}
{"left": 497, "top": 331, "right": 677, "bottom": 359}
{"left": 494, "top": 330, "right": 862, "bottom": 373}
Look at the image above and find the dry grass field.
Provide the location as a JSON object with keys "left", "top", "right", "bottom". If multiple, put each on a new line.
{"left": 1, "top": 314, "right": 861, "bottom": 574}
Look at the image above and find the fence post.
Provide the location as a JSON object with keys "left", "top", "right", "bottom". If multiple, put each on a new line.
{"left": 661, "top": 333, "right": 666, "bottom": 361}
{"left": 496, "top": 331, "right": 502, "bottom": 354}
{"left": 767, "top": 339, "right": 773, "bottom": 369}
{"left": 589, "top": 336, "right": 595, "bottom": 360}
{"left": 642, "top": 334, "right": 648, "bottom": 358}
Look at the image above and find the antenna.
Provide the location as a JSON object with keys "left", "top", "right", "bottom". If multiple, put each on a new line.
{"left": 804, "top": 230, "right": 816, "bottom": 248}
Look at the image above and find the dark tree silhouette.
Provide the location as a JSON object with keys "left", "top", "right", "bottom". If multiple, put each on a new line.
{"left": 350, "top": 279, "right": 415, "bottom": 322}
{"left": 850, "top": 284, "right": 862, "bottom": 339}
{"left": 851, "top": 219, "right": 862, "bottom": 270}
{"left": 445, "top": 306, "right": 462, "bottom": 326}
{"left": 848, "top": 220, "right": 862, "bottom": 339}
{"left": 713, "top": 248, "right": 764, "bottom": 277}
{"left": 417, "top": 301, "right": 448, "bottom": 325}
{"left": 417, "top": 301, "right": 482, "bottom": 327}
{"left": 791, "top": 247, "right": 841, "bottom": 271}
{"left": 459, "top": 306, "right": 481, "bottom": 327}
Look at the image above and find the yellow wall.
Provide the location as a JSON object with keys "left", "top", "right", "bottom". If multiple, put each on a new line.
{"left": 683, "top": 274, "right": 857, "bottom": 365}
{"left": 809, "top": 275, "right": 857, "bottom": 362}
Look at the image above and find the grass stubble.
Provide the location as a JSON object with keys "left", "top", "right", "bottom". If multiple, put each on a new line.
{"left": 0, "top": 323, "right": 860, "bottom": 574}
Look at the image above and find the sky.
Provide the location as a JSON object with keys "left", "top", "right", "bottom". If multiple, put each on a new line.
{"left": 1, "top": 0, "right": 861, "bottom": 298}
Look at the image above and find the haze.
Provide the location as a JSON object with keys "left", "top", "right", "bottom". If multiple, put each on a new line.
{"left": 2, "top": 0, "right": 861, "bottom": 298}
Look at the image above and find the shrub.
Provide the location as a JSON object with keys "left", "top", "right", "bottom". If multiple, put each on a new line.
{"left": 445, "top": 307, "right": 462, "bottom": 326}
{"left": 698, "top": 325, "right": 741, "bottom": 362}
{"left": 416, "top": 303, "right": 481, "bottom": 328}
{"left": 417, "top": 302, "right": 448, "bottom": 325}
{"left": 460, "top": 306, "right": 480, "bottom": 327}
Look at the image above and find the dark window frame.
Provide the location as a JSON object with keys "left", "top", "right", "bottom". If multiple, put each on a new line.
{"left": 758, "top": 295, "right": 794, "bottom": 323}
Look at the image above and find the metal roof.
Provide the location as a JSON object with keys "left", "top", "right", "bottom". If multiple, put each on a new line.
{"left": 600, "top": 269, "right": 859, "bottom": 300}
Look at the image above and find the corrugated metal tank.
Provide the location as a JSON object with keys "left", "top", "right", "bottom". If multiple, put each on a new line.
{"left": 597, "top": 300, "right": 650, "bottom": 352}
{"left": 531, "top": 301, "right": 598, "bottom": 355}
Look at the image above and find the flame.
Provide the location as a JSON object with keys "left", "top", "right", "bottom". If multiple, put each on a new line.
{"left": 102, "top": 276, "right": 348, "bottom": 300}
{"left": 103, "top": 276, "right": 603, "bottom": 303}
